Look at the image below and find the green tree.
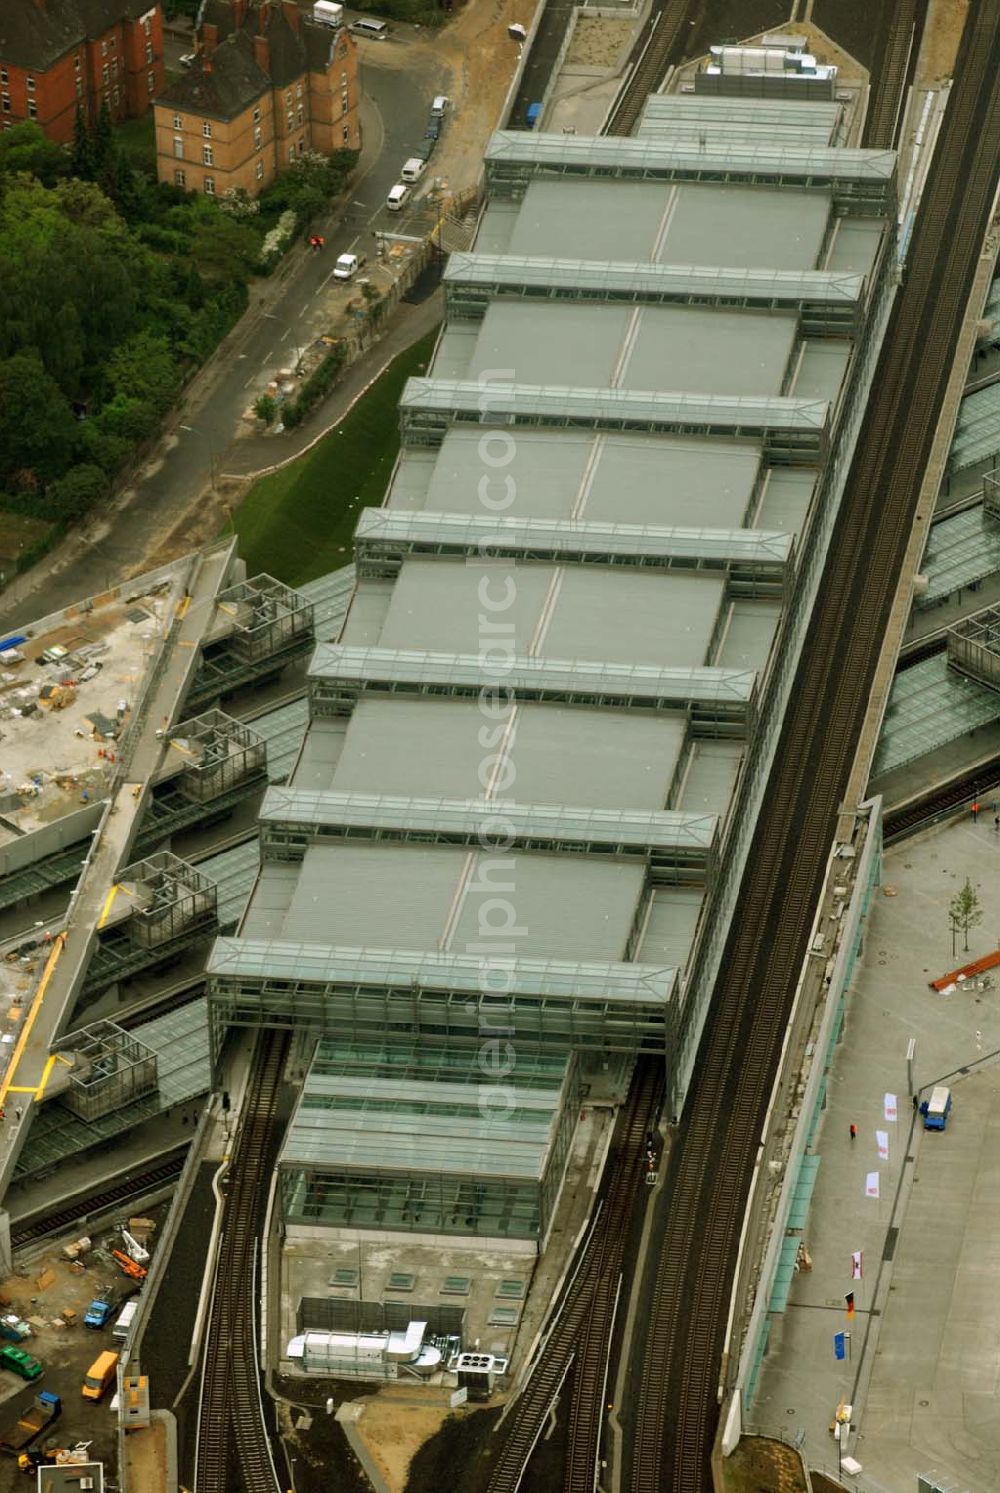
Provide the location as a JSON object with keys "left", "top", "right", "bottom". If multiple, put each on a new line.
{"left": 0, "top": 122, "right": 67, "bottom": 186}
{"left": 92, "top": 100, "right": 114, "bottom": 177}
{"left": 949, "top": 877, "right": 983, "bottom": 955}
{"left": 45, "top": 463, "right": 109, "bottom": 521}
{"left": 0, "top": 352, "right": 78, "bottom": 489}
{"left": 71, "top": 105, "right": 95, "bottom": 179}
{"left": 254, "top": 394, "right": 278, "bottom": 425}
{"left": 106, "top": 330, "right": 181, "bottom": 412}
{"left": 186, "top": 206, "right": 263, "bottom": 283}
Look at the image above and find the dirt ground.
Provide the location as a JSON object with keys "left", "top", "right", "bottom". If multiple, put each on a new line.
{"left": 358, "top": 0, "right": 536, "bottom": 196}
{"left": 719, "top": 1436, "right": 808, "bottom": 1493}
{"left": 565, "top": 15, "right": 633, "bottom": 68}
{"left": 0, "top": 1227, "right": 155, "bottom": 1492}
{"left": 917, "top": 0, "right": 969, "bottom": 86}
{"left": 125, "top": 1413, "right": 168, "bottom": 1487}
{"left": 351, "top": 1385, "right": 457, "bottom": 1490}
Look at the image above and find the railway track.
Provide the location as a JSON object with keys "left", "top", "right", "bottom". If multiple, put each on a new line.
{"left": 884, "top": 760, "right": 1000, "bottom": 844}
{"left": 624, "top": 5, "right": 1000, "bottom": 1490}
{"left": 194, "top": 1031, "right": 288, "bottom": 1493}
{"left": 484, "top": 1060, "right": 662, "bottom": 1493}
{"left": 863, "top": 0, "right": 927, "bottom": 150}
{"left": 11, "top": 1151, "right": 188, "bottom": 1250}
{"left": 604, "top": 0, "right": 698, "bottom": 139}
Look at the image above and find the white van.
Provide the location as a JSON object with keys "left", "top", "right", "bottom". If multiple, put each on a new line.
{"left": 112, "top": 1301, "right": 138, "bottom": 1343}
{"left": 350, "top": 17, "right": 388, "bottom": 38}
{"left": 386, "top": 183, "right": 410, "bottom": 211}
{"left": 400, "top": 158, "right": 425, "bottom": 183}
{"left": 431, "top": 94, "right": 450, "bottom": 117}
{"left": 312, "top": 0, "right": 344, "bottom": 25}
{"left": 332, "top": 251, "right": 367, "bottom": 280}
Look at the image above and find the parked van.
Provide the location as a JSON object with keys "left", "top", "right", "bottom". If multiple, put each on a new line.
{"left": 350, "top": 17, "right": 388, "bottom": 38}
{"left": 431, "top": 94, "right": 450, "bottom": 117}
{"left": 386, "top": 183, "right": 410, "bottom": 211}
{"left": 312, "top": 0, "right": 344, "bottom": 25}
{"left": 82, "top": 1350, "right": 118, "bottom": 1402}
{"left": 400, "top": 157, "right": 426, "bottom": 183}
{"left": 112, "top": 1302, "right": 138, "bottom": 1343}
{"left": 333, "top": 251, "right": 367, "bottom": 280}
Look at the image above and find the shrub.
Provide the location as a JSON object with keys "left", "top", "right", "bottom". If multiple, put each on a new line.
{"left": 255, "top": 394, "right": 278, "bottom": 425}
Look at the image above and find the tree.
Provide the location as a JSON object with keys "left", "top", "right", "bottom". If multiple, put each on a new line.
{"left": 0, "top": 352, "right": 78, "bottom": 489}
{"left": 254, "top": 394, "right": 278, "bottom": 425}
{"left": 45, "top": 463, "right": 109, "bottom": 521}
{"left": 71, "top": 105, "right": 95, "bottom": 180}
{"left": 106, "top": 330, "right": 181, "bottom": 412}
{"left": 949, "top": 877, "right": 983, "bottom": 955}
{"left": 92, "top": 100, "right": 114, "bottom": 178}
{"left": 0, "top": 123, "right": 67, "bottom": 186}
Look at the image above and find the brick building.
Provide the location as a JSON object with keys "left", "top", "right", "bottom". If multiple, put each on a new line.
{"left": 154, "top": 0, "right": 360, "bottom": 199}
{"left": 0, "top": 0, "right": 166, "bottom": 146}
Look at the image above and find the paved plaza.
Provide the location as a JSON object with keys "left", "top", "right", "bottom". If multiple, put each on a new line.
{"left": 753, "top": 808, "right": 1000, "bottom": 1493}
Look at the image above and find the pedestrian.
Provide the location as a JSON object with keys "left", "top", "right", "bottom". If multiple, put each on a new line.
{"left": 0, "top": 1108, "right": 6, "bottom": 1122}
{"left": 14, "top": 1107, "right": 21, "bottom": 1122}
{"left": 849, "top": 1123, "right": 858, "bottom": 1141}
{"left": 972, "top": 800, "right": 980, "bottom": 821}
{"left": 994, "top": 815, "right": 999, "bottom": 833}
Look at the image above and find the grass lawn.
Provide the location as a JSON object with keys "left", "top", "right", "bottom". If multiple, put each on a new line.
{"left": 113, "top": 112, "right": 156, "bottom": 175}
{"left": 231, "top": 329, "right": 437, "bottom": 586}
{"left": 0, "top": 511, "right": 53, "bottom": 568}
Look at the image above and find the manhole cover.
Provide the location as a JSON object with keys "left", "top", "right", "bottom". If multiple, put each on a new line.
{"left": 786, "top": 1408, "right": 796, "bottom": 1416}
{"left": 919, "top": 1399, "right": 930, "bottom": 1407}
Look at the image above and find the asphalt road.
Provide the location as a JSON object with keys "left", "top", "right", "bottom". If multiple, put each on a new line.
{"left": 0, "top": 45, "right": 447, "bottom": 634}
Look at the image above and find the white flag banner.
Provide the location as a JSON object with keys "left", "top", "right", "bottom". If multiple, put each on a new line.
{"left": 851, "top": 1250, "right": 863, "bottom": 1280}
{"left": 865, "top": 1171, "right": 880, "bottom": 1199}
{"left": 876, "top": 1129, "right": 890, "bottom": 1161}
{"left": 884, "top": 1093, "right": 898, "bottom": 1122}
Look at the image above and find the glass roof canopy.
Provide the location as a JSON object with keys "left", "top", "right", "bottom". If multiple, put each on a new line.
{"left": 258, "top": 785, "right": 719, "bottom": 860}
{"left": 354, "top": 507, "right": 795, "bottom": 574}
{"left": 948, "top": 382, "right": 1000, "bottom": 475}
{"left": 399, "top": 378, "right": 830, "bottom": 458}
{"left": 443, "top": 253, "right": 865, "bottom": 321}
{"left": 308, "top": 643, "right": 758, "bottom": 717}
{"left": 484, "top": 131, "right": 896, "bottom": 212}
{"left": 207, "top": 939, "right": 678, "bottom": 1006}
{"left": 873, "top": 654, "right": 1000, "bottom": 779}
{"left": 915, "top": 506, "right": 1000, "bottom": 606}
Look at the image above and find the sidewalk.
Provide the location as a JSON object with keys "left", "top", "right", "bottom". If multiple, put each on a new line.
{"left": 751, "top": 813, "right": 1000, "bottom": 1492}
{"left": 222, "top": 287, "right": 443, "bottom": 480}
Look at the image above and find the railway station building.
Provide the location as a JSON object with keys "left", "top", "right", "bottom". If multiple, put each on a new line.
{"left": 207, "top": 85, "right": 900, "bottom": 1294}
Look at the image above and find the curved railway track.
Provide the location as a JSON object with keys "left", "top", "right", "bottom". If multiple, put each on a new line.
{"left": 484, "top": 1061, "right": 662, "bottom": 1493}
{"left": 623, "top": 6, "right": 1000, "bottom": 1490}
{"left": 194, "top": 1032, "right": 287, "bottom": 1493}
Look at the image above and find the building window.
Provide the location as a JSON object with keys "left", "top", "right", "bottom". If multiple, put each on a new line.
{"left": 112, "top": 58, "right": 119, "bottom": 77}
{"left": 173, "top": 136, "right": 183, "bottom": 158}
{"left": 0, "top": 70, "right": 7, "bottom": 86}
{"left": 102, "top": 63, "right": 109, "bottom": 83}
{"left": 285, "top": 90, "right": 291, "bottom": 106}
{"left": 101, "top": 40, "right": 108, "bottom": 56}
{"left": 104, "top": 92, "right": 109, "bottom": 107}
{"left": 147, "top": 71, "right": 154, "bottom": 93}
{"left": 298, "top": 138, "right": 304, "bottom": 154}
{"left": 341, "top": 71, "right": 347, "bottom": 85}
{"left": 202, "top": 121, "right": 212, "bottom": 138}
{"left": 27, "top": 100, "right": 37, "bottom": 119}
{"left": 175, "top": 169, "right": 186, "bottom": 187}
{"left": 253, "top": 106, "right": 261, "bottom": 123}
{"left": 288, "top": 144, "right": 294, "bottom": 162}
{"left": 145, "top": 42, "right": 153, "bottom": 63}
{"left": 74, "top": 55, "right": 80, "bottom": 72}
{"left": 144, "top": 15, "right": 151, "bottom": 34}
{"left": 256, "top": 159, "right": 264, "bottom": 180}
{"left": 26, "top": 77, "right": 35, "bottom": 93}
{"left": 342, "top": 125, "right": 350, "bottom": 143}
{"left": 296, "top": 83, "right": 303, "bottom": 98}
{"left": 254, "top": 126, "right": 262, "bottom": 150}
{"left": 76, "top": 79, "right": 83, "bottom": 98}
{"left": 204, "top": 176, "right": 215, "bottom": 195}
{"left": 173, "top": 113, "right": 182, "bottom": 129}
{"left": 202, "top": 145, "right": 213, "bottom": 165}
{"left": 339, "top": 42, "right": 348, "bottom": 57}
{"left": 1, "top": 96, "right": 10, "bottom": 114}
{"left": 297, "top": 106, "right": 303, "bottom": 126}
{"left": 112, "top": 86, "right": 119, "bottom": 106}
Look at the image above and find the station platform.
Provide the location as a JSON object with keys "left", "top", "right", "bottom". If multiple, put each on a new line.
{"left": 750, "top": 813, "right": 1000, "bottom": 1492}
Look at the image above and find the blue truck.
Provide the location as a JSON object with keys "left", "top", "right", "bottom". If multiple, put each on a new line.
{"left": 84, "top": 1291, "right": 115, "bottom": 1330}
{"left": 919, "top": 1085, "right": 952, "bottom": 1130}
{"left": 526, "top": 102, "right": 542, "bottom": 129}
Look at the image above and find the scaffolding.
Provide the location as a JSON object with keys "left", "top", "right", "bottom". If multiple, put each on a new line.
{"left": 118, "top": 851, "right": 218, "bottom": 950}
{"left": 187, "top": 574, "right": 314, "bottom": 709}
{"left": 57, "top": 1020, "right": 158, "bottom": 1122}
{"left": 948, "top": 603, "right": 1000, "bottom": 692}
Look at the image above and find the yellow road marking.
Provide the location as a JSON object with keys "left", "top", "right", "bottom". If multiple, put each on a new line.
{"left": 34, "top": 1053, "right": 63, "bottom": 1099}
{"left": 97, "top": 885, "right": 119, "bottom": 930}
{"left": 0, "top": 934, "right": 65, "bottom": 1107}
{"left": 176, "top": 595, "right": 191, "bottom": 619}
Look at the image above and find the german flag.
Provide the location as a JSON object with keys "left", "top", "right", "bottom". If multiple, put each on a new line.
{"left": 845, "top": 1293, "right": 856, "bottom": 1319}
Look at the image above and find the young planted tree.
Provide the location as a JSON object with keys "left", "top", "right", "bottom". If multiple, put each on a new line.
{"left": 949, "top": 877, "right": 983, "bottom": 954}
